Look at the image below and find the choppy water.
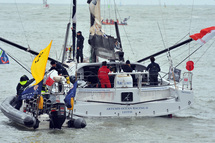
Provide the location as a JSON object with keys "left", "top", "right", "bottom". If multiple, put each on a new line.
{"left": 0, "top": 3, "right": 215, "bottom": 143}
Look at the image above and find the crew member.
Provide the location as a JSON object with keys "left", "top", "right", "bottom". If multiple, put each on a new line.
{"left": 15, "top": 75, "right": 34, "bottom": 110}
{"left": 49, "top": 61, "right": 70, "bottom": 84}
{"left": 146, "top": 56, "right": 161, "bottom": 85}
{"left": 41, "top": 84, "right": 49, "bottom": 99}
{"left": 49, "top": 61, "right": 69, "bottom": 77}
{"left": 76, "top": 31, "right": 84, "bottom": 63}
{"left": 122, "top": 60, "right": 133, "bottom": 72}
{"left": 98, "top": 61, "right": 111, "bottom": 88}
{"left": 122, "top": 60, "right": 137, "bottom": 86}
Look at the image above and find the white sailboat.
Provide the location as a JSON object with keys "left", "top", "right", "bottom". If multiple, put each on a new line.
{"left": 67, "top": 0, "right": 198, "bottom": 117}
{"left": 66, "top": 0, "right": 215, "bottom": 117}
{"left": 1, "top": 1, "right": 215, "bottom": 126}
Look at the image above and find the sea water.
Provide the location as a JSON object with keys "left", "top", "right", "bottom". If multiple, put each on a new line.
{"left": 0, "top": 3, "right": 215, "bottom": 143}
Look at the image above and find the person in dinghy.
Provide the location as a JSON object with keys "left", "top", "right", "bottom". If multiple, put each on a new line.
{"left": 14, "top": 75, "right": 35, "bottom": 110}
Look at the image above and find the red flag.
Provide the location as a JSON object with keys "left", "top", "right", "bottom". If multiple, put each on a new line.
{"left": 45, "top": 70, "right": 58, "bottom": 86}
{"left": 190, "top": 26, "right": 215, "bottom": 45}
{"left": 46, "top": 76, "right": 55, "bottom": 86}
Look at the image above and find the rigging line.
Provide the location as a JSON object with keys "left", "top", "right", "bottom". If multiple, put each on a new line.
{"left": 103, "top": 0, "right": 106, "bottom": 32}
{"left": 108, "top": 0, "right": 111, "bottom": 34}
{"left": 157, "top": 1, "right": 171, "bottom": 65}
{"left": 150, "top": 33, "right": 191, "bottom": 63}
{"left": 68, "top": 0, "right": 73, "bottom": 45}
{"left": 175, "top": 45, "right": 202, "bottom": 68}
{"left": 188, "top": 0, "right": 195, "bottom": 61}
{"left": 173, "top": 33, "right": 190, "bottom": 46}
{"left": 0, "top": 47, "right": 31, "bottom": 74}
{"left": 157, "top": 22, "right": 166, "bottom": 49}
{"left": 14, "top": 0, "right": 30, "bottom": 49}
{"left": 157, "top": 21, "right": 171, "bottom": 65}
{"left": 158, "top": 0, "right": 168, "bottom": 47}
{"left": 113, "top": 0, "right": 117, "bottom": 20}
{"left": 162, "top": 45, "right": 203, "bottom": 78}
{"left": 115, "top": 7, "right": 134, "bottom": 55}
{"left": 159, "top": 43, "right": 199, "bottom": 67}
{"left": 69, "top": 0, "right": 73, "bottom": 22}
{"left": 14, "top": 0, "right": 34, "bottom": 62}
{"left": 195, "top": 39, "right": 215, "bottom": 65}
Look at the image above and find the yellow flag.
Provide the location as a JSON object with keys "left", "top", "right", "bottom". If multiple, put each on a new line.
{"left": 31, "top": 41, "right": 52, "bottom": 85}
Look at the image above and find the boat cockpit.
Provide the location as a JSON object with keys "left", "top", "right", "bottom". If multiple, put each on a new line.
{"left": 75, "top": 62, "right": 169, "bottom": 88}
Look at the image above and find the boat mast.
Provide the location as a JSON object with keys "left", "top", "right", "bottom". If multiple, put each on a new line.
{"left": 71, "top": 0, "right": 77, "bottom": 60}
{"left": 87, "top": 0, "right": 97, "bottom": 62}
{"left": 114, "top": 22, "right": 122, "bottom": 49}
{"left": 62, "top": 23, "right": 71, "bottom": 63}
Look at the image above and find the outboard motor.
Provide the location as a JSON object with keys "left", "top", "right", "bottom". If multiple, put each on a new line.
{"left": 49, "top": 103, "right": 66, "bottom": 129}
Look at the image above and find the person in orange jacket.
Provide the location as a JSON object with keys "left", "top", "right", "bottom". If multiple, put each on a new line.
{"left": 98, "top": 61, "right": 111, "bottom": 88}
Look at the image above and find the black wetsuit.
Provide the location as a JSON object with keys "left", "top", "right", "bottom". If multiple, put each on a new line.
{"left": 146, "top": 62, "right": 161, "bottom": 85}
{"left": 76, "top": 34, "right": 84, "bottom": 63}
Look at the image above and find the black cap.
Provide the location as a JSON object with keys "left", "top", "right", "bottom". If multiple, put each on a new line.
{"left": 50, "top": 60, "right": 56, "bottom": 65}
{"left": 77, "top": 31, "right": 82, "bottom": 34}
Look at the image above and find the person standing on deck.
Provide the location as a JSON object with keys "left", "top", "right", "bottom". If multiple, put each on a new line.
{"left": 122, "top": 60, "right": 133, "bottom": 72}
{"left": 76, "top": 31, "right": 84, "bottom": 63}
{"left": 146, "top": 56, "right": 161, "bottom": 85}
{"left": 98, "top": 61, "right": 111, "bottom": 88}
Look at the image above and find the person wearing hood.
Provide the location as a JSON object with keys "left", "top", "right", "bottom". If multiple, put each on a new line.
{"left": 76, "top": 31, "right": 84, "bottom": 63}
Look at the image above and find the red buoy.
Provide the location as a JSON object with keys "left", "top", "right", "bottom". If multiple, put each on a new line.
{"left": 186, "top": 61, "right": 194, "bottom": 71}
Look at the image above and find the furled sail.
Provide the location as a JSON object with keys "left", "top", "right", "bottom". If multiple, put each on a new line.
{"left": 88, "top": 0, "right": 124, "bottom": 62}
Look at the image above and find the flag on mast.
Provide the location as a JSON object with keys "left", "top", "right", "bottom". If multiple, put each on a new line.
{"left": 31, "top": 41, "right": 52, "bottom": 85}
{"left": 190, "top": 26, "right": 215, "bottom": 45}
{"left": 0, "top": 48, "right": 9, "bottom": 64}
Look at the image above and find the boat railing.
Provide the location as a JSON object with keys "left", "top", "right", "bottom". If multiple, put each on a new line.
{"left": 182, "top": 72, "right": 193, "bottom": 90}
{"left": 47, "top": 82, "right": 72, "bottom": 95}
{"left": 79, "top": 71, "right": 166, "bottom": 89}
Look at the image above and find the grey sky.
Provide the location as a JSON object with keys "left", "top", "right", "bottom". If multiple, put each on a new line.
{"left": 0, "top": 0, "right": 215, "bottom": 5}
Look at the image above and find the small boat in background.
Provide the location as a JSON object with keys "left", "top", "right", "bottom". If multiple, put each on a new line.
{"left": 43, "top": 0, "right": 49, "bottom": 8}
{"left": 102, "top": 17, "right": 130, "bottom": 25}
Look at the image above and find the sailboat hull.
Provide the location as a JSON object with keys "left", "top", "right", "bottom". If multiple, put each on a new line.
{"left": 73, "top": 86, "right": 193, "bottom": 117}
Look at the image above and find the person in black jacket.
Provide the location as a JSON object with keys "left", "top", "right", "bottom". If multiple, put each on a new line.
{"left": 122, "top": 60, "right": 137, "bottom": 86}
{"left": 15, "top": 75, "right": 35, "bottom": 110}
{"left": 122, "top": 60, "right": 133, "bottom": 72}
{"left": 146, "top": 56, "right": 161, "bottom": 85}
{"left": 49, "top": 61, "right": 69, "bottom": 77}
{"left": 76, "top": 31, "right": 84, "bottom": 63}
